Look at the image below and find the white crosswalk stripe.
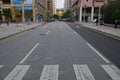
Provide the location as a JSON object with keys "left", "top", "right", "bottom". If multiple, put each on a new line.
{"left": 73, "top": 64, "right": 95, "bottom": 80}
{"left": 101, "top": 65, "right": 120, "bottom": 80}
{"left": 4, "top": 65, "right": 30, "bottom": 80}
{"left": 1, "top": 64, "right": 120, "bottom": 80}
{"left": 39, "top": 65, "right": 59, "bottom": 80}
{"left": 0, "top": 65, "right": 3, "bottom": 69}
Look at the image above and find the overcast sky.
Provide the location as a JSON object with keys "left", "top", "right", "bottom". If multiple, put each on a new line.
{"left": 56, "top": 0, "right": 64, "bottom": 9}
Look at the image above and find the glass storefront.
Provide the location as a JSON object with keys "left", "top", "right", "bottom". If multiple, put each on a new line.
{"left": 13, "top": 0, "right": 32, "bottom": 4}
{"left": 24, "top": 0, "right": 32, "bottom": 4}
{"left": 13, "top": 0, "right": 22, "bottom": 4}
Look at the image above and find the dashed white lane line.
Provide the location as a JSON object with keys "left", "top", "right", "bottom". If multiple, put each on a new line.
{"left": 46, "top": 30, "right": 51, "bottom": 35}
{"left": 4, "top": 65, "right": 30, "bottom": 80}
{"left": 86, "top": 43, "right": 110, "bottom": 63}
{"left": 19, "top": 43, "right": 39, "bottom": 64}
{"left": 0, "top": 65, "right": 3, "bottom": 68}
{"left": 101, "top": 65, "right": 120, "bottom": 80}
{"left": 39, "top": 65, "right": 59, "bottom": 80}
{"left": 73, "top": 64, "right": 95, "bottom": 80}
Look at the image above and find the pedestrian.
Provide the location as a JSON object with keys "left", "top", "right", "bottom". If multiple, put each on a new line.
{"left": 100, "top": 19, "right": 104, "bottom": 25}
{"left": 96, "top": 19, "right": 98, "bottom": 25}
{"left": 6, "top": 19, "right": 9, "bottom": 26}
{"left": 114, "top": 19, "right": 118, "bottom": 28}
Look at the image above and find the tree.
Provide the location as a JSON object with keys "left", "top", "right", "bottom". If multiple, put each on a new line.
{"left": 102, "top": 0, "right": 120, "bottom": 23}
{"left": 62, "top": 10, "right": 71, "bottom": 19}
{"left": 52, "top": 14, "right": 59, "bottom": 19}
{"left": 2, "top": 8, "right": 11, "bottom": 20}
{"left": 46, "top": 11, "right": 51, "bottom": 18}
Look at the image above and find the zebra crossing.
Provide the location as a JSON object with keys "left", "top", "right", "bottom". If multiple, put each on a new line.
{"left": 0, "top": 64, "right": 120, "bottom": 80}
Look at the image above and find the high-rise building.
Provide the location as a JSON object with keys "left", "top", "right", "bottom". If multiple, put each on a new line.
{"left": 46, "top": 0, "right": 53, "bottom": 15}
{"left": 53, "top": 0, "right": 56, "bottom": 14}
{"left": 70, "top": 0, "right": 108, "bottom": 22}
{"left": 0, "top": 0, "right": 49, "bottom": 22}
{"left": 0, "top": 0, "right": 38, "bottom": 22}
{"left": 46, "top": 0, "right": 56, "bottom": 15}
{"left": 35, "top": 0, "right": 47, "bottom": 20}
{"left": 64, "top": 0, "right": 72, "bottom": 11}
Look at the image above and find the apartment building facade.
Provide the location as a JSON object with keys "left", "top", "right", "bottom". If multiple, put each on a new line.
{"left": 0, "top": 0, "right": 52, "bottom": 22}
{"left": 46, "top": 0, "right": 56, "bottom": 15}
{"left": 64, "top": 0, "right": 72, "bottom": 12}
{"left": 70, "top": 0, "right": 107, "bottom": 21}
{"left": 0, "top": 0, "right": 36, "bottom": 22}
{"left": 35, "top": 0, "right": 47, "bottom": 21}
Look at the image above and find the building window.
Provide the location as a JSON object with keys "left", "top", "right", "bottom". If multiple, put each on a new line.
{"left": 3, "top": 0, "right": 10, "bottom": 4}
{"left": 95, "top": 0, "right": 104, "bottom": 2}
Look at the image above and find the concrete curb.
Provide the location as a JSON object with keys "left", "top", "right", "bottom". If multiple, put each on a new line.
{"left": 0, "top": 23, "right": 44, "bottom": 40}
{"left": 80, "top": 24, "right": 120, "bottom": 40}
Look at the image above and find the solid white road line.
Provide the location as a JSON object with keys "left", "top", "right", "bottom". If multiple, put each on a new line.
{"left": 73, "top": 64, "right": 95, "bottom": 80}
{"left": 0, "top": 65, "right": 3, "bottom": 68}
{"left": 39, "top": 65, "right": 59, "bottom": 80}
{"left": 4, "top": 65, "right": 30, "bottom": 80}
{"left": 86, "top": 43, "right": 110, "bottom": 63}
{"left": 19, "top": 43, "right": 39, "bottom": 64}
{"left": 101, "top": 65, "right": 120, "bottom": 80}
{"left": 73, "top": 31, "right": 78, "bottom": 35}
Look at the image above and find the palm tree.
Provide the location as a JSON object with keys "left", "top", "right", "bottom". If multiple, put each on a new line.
{"left": 2, "top": 8, "right": 11, "bottom": 20}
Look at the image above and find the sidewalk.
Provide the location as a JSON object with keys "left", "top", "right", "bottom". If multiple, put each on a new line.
{"left": 76, "top": 22, "right": 120, "bottom": 40}
{"left": 0, "top": 22, "right": 44, "bottom": 40}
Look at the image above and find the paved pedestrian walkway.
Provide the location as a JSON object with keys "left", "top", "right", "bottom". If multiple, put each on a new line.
{"left": 76, "top": 22, "right": 120, "bottom": 40}
{"left": 0, "top": 22, "right": 44, "bottom": 40}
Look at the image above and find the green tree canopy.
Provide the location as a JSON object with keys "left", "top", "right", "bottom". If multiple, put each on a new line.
{"left": 62, "top": 10, "right": 71, "bottom": 19}
{"left": 2, "top": 8, "right": 11, "bottom": 20}
{"left": 52, "top": 14, "right": 59, "bottom": 19}
{"left": 102, "top": 0, "right": 120, "bottom": 20}
{"left": 46, "top": 11, "right": 51, "bottom": 18}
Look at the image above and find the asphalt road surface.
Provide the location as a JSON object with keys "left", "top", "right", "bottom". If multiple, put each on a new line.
{"left": 0, "top": 21, "right": 120, "bottom": 80}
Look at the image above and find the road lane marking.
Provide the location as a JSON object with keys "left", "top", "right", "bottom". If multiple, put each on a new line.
{"left": 46, "top": 30, "right": 50, "bottom": 35}
{"left": 73, "top": 31, "right": 79, "bottom": 35}
{"left": 101, "top": 65, "right": 120, "bottom": 80}
{"left": 73, "top": 64, "right": 95, "bottom": 80}
{"left": 39, "top": 65, "right": 58, "bottom": 80}
{"left": 0, "top": 65, "right": 3, "bottom": 68}
{"left": 19, "top": 43, "right": 39, "bottom": 64}
{"left": 86, "top": 43, "right": 110, "bottom": 63}
{"left": 4, "top": 65, "right": 30, "bottom": 80}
